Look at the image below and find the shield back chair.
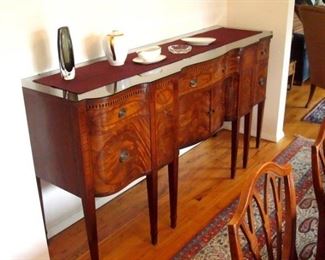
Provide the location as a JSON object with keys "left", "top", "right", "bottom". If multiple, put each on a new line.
{"left": 228, "top": 162, "right": 297, "bottom": 260}
{"left": 298, "top": 5, "right": 325, "bottom": 107}
{"left": 311, "top": 118, "right": 325, "bottom": 259}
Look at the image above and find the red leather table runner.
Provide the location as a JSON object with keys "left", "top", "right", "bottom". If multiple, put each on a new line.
{"left": 35, "top": 27, "right": 260, "bottom": 94}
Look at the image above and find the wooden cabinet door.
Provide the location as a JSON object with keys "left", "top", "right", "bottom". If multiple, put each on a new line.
{"left": 253, "top": 38, "right": 271, "bottom": 105}
{"left": 86, "top": 85, "right": 151, "bottom": 196}
{"left": 238, "top": 44, "right": 257, "bottom": 117}
{"left": 210, "top": 81, "right": 225, "bottom": 133}
{"left": 178, "top": 90, "right": 211, "bottom": 148}
{"left": 152, "top": 76, "right": 178, "bottom": 168}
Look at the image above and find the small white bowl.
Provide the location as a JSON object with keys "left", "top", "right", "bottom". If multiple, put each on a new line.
{"left": 137, "top": 45, "right": 161, "bottom": 62}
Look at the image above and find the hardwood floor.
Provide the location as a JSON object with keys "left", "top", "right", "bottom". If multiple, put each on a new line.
{"left": 48, "top": 83, "right": 324, "bottom": 260}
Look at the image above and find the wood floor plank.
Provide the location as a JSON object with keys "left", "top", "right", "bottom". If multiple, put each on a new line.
{"left": 48, "top": 83, "right": 324, "bottom": 260}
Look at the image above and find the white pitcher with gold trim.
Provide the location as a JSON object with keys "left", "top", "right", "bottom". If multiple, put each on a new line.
{"left": 105, "top": 30, "right": 128, "bottom": 66}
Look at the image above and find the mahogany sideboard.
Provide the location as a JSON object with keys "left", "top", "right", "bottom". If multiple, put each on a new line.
{"left": 22, "top": 26, "right": 272, "bottom": 259}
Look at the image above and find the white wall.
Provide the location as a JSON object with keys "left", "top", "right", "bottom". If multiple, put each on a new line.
{"left": 227, "top": 0, "right": 295, "bottom": 142}
{"left": 1, "top": 1, "right": 50, "bottom": 259}
{"left": 1, "top": 0, "right": 227, "bottom": 257}
{"left": 2, "top": 0, "right": 295, "bottom": 257}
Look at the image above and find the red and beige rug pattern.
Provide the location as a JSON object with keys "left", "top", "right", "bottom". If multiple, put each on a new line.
{"left": 174, "top": 136, "right": 318, "bottom": 260}
{"left": 302, "top": 98, "right": 325, "bottom": 124}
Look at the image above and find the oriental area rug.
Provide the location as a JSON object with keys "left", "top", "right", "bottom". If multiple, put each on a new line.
{"left": 302, "top": 98, "right": 325, "bottom": 124}
{"left": 173, "top": 136, "right": 319, "bottom": 260}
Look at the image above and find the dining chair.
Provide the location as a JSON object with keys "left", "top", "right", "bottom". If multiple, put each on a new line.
{"left": 297, "top": 5, "right": 325, "bottom": 107}
{"left": 311, "top": 118, "right": 325, "bottom": 259}
{"left": 228, "top": 162, "right": 297, "bottom": 259}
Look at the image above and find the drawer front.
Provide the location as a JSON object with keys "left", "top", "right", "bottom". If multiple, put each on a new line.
{"left": 86, "top": 86, "right": 151, "bottom": 196}
{"left": 86, "top": 87, "right": 148, "bottom": 126}
{"left": 179, "top": 57, "right": 224, "bottom": 95}
{"left": 257, "top": 38, "right": 270, "bottom": 62}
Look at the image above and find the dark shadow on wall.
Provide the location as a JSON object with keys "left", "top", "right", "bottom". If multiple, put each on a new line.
{"left": 30, "top": 29, "right": 53, "bottom": 72}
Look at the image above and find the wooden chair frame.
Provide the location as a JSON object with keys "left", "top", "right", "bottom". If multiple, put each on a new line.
{"left": 312, "top": 118, "right": 325, "bottom": 259}
{"left": 297, "top": 6, "right": 325, "bottom": 107}
{"left": 228, "top": 162, "right": 297, "bottom": 260}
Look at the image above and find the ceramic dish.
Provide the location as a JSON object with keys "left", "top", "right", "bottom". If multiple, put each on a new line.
{"left": 132, "top": 55, "right": 166, "bottom": 65}
{"left": 168, "top": 44, "right": 192, "bottom": 54}
{"left": 136, "top": 45, "right": 161, "bottom": 61}
{"left": 181, "top": 37, "right": 216, "bottom": 46}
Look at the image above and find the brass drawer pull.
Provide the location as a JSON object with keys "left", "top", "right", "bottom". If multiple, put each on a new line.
{"left": 118, "top": 107, "right": 127, "bottom": 118}
{"left": 119, "top": 150, "right": 129, "bottom": 163}
{"left": 189, "top": 79, "right": 198, "bottom": 88}
{"left": 258, "top": 77, "right": 266, "bottom": 87}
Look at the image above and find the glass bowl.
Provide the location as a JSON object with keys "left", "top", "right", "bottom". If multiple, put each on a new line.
{"left": 168, "top": 44, "right": 192, "bottom": 54}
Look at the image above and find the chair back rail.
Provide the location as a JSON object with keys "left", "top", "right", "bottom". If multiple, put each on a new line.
{"left": 228, "top": 162, "right": 297, "bottom": 260}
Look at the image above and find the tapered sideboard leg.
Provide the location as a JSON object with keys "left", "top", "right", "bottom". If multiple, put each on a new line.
{"left": 231, "top": 119, "right": 240, "bottom": 179}
{"left": 243, "top": 112, "right": 252, "bottom": 168}
{"left": 256, "top": 101, "right": 265, "bottom": 148}
{"left": 168, "top": 157, "right": 179, "bottom": 229}
{"left": 81, "top": 195, "right": 99, "bottom": 260}
{"left": 146, "top": 170, "right": 158, "bottom": 245}
{"left": 36, "top": 176, "right": 48, "bottom": 240}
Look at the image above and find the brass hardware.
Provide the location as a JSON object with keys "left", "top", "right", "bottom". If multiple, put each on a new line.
{"left": 208, "top": 109, "right": 215, "bottom": 115}
{"left": 259, "top": 77, "right": 266, "bottom": 86}
{"left": 189, "top": 79, "right": 198, "bottom": 88}
{"left": 119, "top": 150, "right": 129, "bottom": 163}
{"left": 118, "top": 107, "right": 127, "bottom": 118}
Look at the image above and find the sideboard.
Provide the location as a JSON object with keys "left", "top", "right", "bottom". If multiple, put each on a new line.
{"left": 22, "top": 26, "right": 272, "bottom": 259}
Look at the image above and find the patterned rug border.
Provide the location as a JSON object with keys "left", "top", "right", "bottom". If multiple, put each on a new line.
{"left": 173, "top": 136, "right": 314, "bottom": 260}
{"left": 302, "top": 97, "right": 325, "bottom": 124}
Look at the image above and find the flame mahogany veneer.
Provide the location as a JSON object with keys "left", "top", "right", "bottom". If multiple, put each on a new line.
{"left": 23, "top": 27, "right": 271, "bottom": 259}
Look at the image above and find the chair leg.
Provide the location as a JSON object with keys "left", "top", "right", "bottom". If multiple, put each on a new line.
{"left": 316, "top": 209, "right": 325, "bottom": 259}
{"left": 305, "top": 84, "right": 317, "bottom": 108}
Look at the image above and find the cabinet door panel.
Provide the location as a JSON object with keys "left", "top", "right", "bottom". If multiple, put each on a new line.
{"left": 153, "top": 77, "right": 177, "bottom": 168}
{"left": 253, "top": 62, "right": 268, "bottom": 105}
{"left": 211, "top": 81, "right": 225, "bottom": 133}
{"left": 224, "top": 75, "right": 239, "bottom": 121}
{"left": 257, "top": 38, "right": 270, "bottom": 62}
{"left": 178, "top": 90, "right": 210, "bottom": 148}
{"left": 238, "top": 44, "right": 257, "bottom": 116}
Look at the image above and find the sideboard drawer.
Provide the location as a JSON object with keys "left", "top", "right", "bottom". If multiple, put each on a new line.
{"left": 86, "top": 85, "right": 151, "bottom": 196}
{"left": 178, "top": 58, "right": 224, "bottom": 95}
{"left": 86, "top": 87, "right": 148, "bottom": 127}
